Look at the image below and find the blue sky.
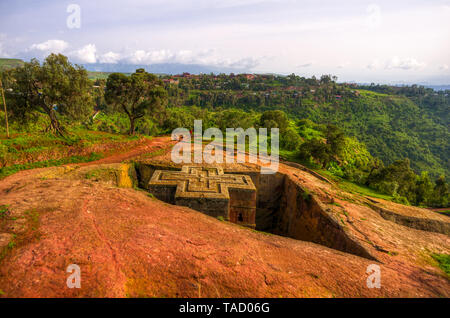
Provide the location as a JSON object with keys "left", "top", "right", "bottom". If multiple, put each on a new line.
{"left": 1, "top": 0, "right": 449, "bottom": 83}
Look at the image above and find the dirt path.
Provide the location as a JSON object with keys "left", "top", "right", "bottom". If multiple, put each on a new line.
{"left": 80, "top": 135, "right": 174, "bottom": 166}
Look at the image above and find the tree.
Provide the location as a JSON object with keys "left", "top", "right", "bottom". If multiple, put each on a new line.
{"left": 415, "top": 172, "right": 434, "bottom": 206}
{"left": 325, "top": 124, "right": 346, "bottom": 156}
{"left": 260, "top": 110, "right": 289, "bottom": 133}
{"left": 105, "top": 69, "right": 167, "bottom": 135}
{"left": 431, "top": 176, "right": 449, "bottom": 207}
{"left": 0, "top": 77, "right": 9, "bottom": 137}
{"left": 298, "top": 138, "right": 332, "bottom": 167}
{"left": 5, "top": 54, "right": 93, "bottom": 136}
{"left": 367, "top": 159, "right": 418, "bottom": 203}
{"left": 281, "top": 127, "right": 301, "bottom": 150}
{"left": 215, "top": 109, "right": 256, "bottom": 132}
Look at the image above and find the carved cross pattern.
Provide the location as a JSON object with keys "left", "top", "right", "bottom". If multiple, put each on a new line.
{"left": 149, "top": 166, "right": 255, "bottom": 199}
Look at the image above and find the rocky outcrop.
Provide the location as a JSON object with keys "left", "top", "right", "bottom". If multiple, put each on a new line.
{"left": 367, "top": 202, "right": 450, "bottom": 235}
{"left": 274, "top": 176, "right": 376, "bottom": 260}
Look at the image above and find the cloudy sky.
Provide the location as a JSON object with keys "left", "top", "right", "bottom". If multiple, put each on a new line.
{"left": 1, "top": 0, "right": 449, "bottom": 83}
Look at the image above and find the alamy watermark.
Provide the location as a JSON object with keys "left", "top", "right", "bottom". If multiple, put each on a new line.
{"left": 66, "top": 4, "right": 81, "bottom": 29}
{"left": 366, "top": 264, "right": 381, "bottom": 289}
{"left": 66, "top": 264, "right": 81, "bottom": 288}
{"left": 171, "top": 120, "right": 279, "bottom": 174}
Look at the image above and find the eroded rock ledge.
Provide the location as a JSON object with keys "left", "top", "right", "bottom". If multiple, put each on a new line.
{"left": 366, "top": 202, "right": 450, "bottom": 235}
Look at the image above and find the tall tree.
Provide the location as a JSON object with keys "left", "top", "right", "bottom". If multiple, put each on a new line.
{"left": 0, "top": 77, "right": 9, "bottom": 138}
{"left": 105, "top": 69, "right": 167, "bottom": 135}
{"left": 5, "top": 54, "right": 93, "bottom": 136}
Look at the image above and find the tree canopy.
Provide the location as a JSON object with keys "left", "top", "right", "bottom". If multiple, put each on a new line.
{"left": 105, "top": 68, "right": 168, "bottom": 135}
{"left": 4, "top": 54, "right": 93, "bottom": 136}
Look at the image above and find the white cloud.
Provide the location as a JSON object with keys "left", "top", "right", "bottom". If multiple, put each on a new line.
{"left": 123, "top": 48, "right": 259, "bottom": 69}
{"left": 337, "top": 61, "right": 350, "bottom": 69}
{"left": 297, "top": 62, "right": 313, "bottom": 68}
{"left": 30, "top": 39, "right": 68, "bottom": 53}
{"left": 129, "top": 49, "right": 175, "bottom": 64}
{"left": 228, "top": 57, "right": 259, "bottom": 69}
{"left": 71, "top": 44, "right": 97, "bottom": 63}
{"left": 439, "top": 64, "right": 449, "bottom": 71}
{"left": 367, "top": 59, "right": 382, "bottom": 70}
{"left": 0, "top": 34, "right": 11, "bottom": 57}
{"left": 99, "top": 51, "right": 121, "bottom": 63}
{"left": 385, "top": 57, "right": 426, "bottom": 70}
{"left": 0, "top": 42, "right": 6, "bottom": 57}
{"left": 368, "top": 57, "right": 426, "bottom": 70}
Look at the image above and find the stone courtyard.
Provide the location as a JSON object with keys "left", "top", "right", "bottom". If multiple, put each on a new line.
{"left": 148, "top": 166, "right": 257, "bottom": 228}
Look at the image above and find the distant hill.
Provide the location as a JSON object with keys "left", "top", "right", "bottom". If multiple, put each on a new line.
{"left": 86, "top": 71, "right": 132, "bottom": 80}
{"left": 0, "top": 58, "right": 24, "bottom": 70}
{"left": 423, "top": 85, "right": 450, "bottom": 91}
{"left": 1, "top": 58, "right": 244, "bottom": 75}
{"left": 82, "top": 62, "right": 245, "bottom": 75}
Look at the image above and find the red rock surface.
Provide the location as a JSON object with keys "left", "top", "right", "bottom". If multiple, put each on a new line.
{"left": 0, "top": 138, "right": 449, "bottom": 298}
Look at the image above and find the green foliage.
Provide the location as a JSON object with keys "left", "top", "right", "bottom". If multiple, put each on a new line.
{"left": 0, "top": 205, "right": 8, "bottom": 219}
{"left": 173, "top": 74, "right": 448, "bottom": 180}
{"left": 366, "top": 159, "right": 449, "bottom": 207}
{"left": 297, "top": 124, "right": 370, "bottom": 177}
{"left": 431, "top": 253, "right": 450, "bottom": 276}
{"left": 2, "top": 58, "right": 448, "bottom": 208}
{"left": 105, "top": 69, "right": 168, "bottom": 135}
{"left": 3, "top": 54, "right": 94, "bottom": 136}
{"left": 281, "top": 127, "right": 301, "bottom": 150}
{"left": 260, "top": 110, "right": 289, "bottom": 133}
{"left": 216, "top": 108, "right": 257, "bottom": 131}
{"left": 0, "top": 152, "right": 102, "bottom": 180}
{"left": 368, "top": 159, "right": 417, "bottom": 203}
{"left": 0, "top": 127, "right": 139, "bottom": 178}
{"left": 300, "top": 189, "right": 312, "bottom": 202}
{"left": 430, "top": 176, "right": 449, "bottom": 207}
{"left": 298, "top": 137, "right": 332, "bottom": 167}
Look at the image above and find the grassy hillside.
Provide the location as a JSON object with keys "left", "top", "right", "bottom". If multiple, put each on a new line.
{"left": 0, "top": 58, "right": 24, "bottom": 71}
{"left": 87, "top": 71, "right": 132, "bottom": 80}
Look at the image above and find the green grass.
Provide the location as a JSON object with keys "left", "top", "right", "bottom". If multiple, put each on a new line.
{"left": 250, "top": 228, "right": 274, "bottom": 236}
{"left": 357, "top": 89, "right": 389, "bottom": 97}
{"left": 87, "top": 71, "right": 131, "bottom": 80}
{"left": 301, "top": 189, "right": 312, "bottom": 201}
{"left": 0, "top": 205, "right": 8, "bottom": 219}
{"left": 431, "top": 253, "right": 450, "bottom": 276}
{"left": 335, "top": 179, "right": 394, "bottom": 201}
{"left": 0, "top": 126, "right": 145, "bottom": 179}
{"left": 0, "top": 152, "right": 102, "bottom": 179}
